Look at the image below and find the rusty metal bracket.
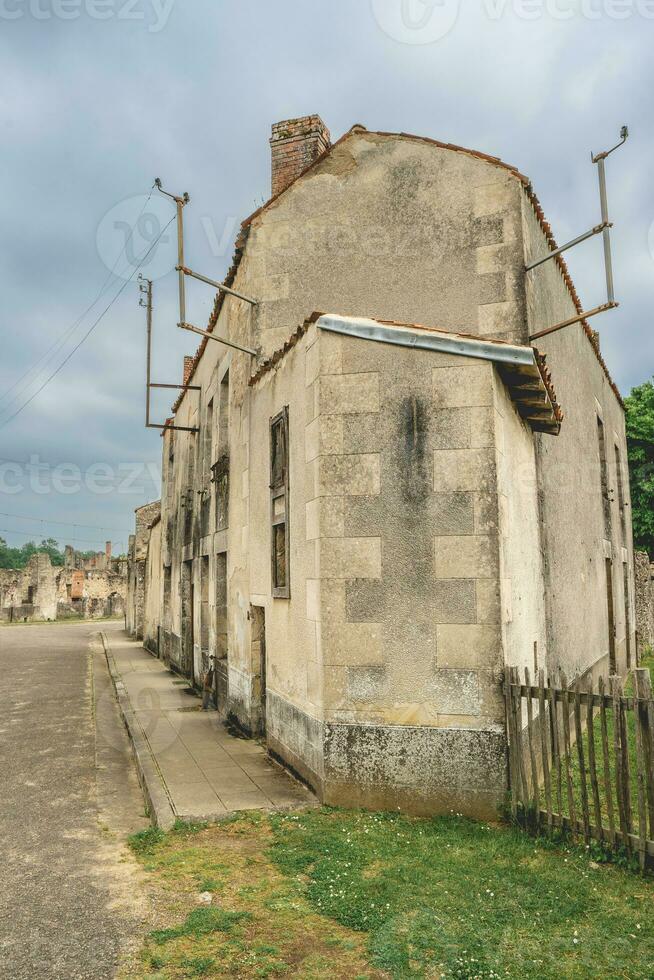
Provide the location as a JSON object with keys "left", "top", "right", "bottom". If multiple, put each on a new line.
{"left": 529, "top": 302, "right": 619, "bottom": 342}
{"left": 179, "top": 320, "right": 257, "bottom": 357}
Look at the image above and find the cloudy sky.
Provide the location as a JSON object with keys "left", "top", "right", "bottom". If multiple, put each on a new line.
{"left": 1, "top": 0, "right": 652, "bottom": 554}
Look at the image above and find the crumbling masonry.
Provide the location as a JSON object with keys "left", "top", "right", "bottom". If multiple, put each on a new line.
{"left": 0, "top": 543, "right": 127, "bottom": 622}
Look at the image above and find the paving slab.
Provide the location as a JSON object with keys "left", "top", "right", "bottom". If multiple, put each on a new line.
{"left": 103, "top": 630, "right": 315, "bottom": 823}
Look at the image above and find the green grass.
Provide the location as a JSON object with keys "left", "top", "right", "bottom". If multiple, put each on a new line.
{"left": 269, "top": 808, "right": 654, "bottom": 979}
{"left": 123, "top": 808, "right": 654, "bottom": 979}
{"left": 128, "top": 826, "right": 166, "bottom": 855}
{"left": 149, "top": 908, "right": 252, "bottom": 946}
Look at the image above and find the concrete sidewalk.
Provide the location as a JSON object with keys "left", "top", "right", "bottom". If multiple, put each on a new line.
{"left": 102, "top": 626, "right": 314, "bottom": 826}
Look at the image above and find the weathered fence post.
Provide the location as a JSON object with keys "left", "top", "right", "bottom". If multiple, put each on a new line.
{"left": 538, "top": 668, "right": 553, "bottom": 831}
{"left": 598, "top": 675, "right": 616, "bottom": 846}
{"left": 524, "top": 667, "right": 540, "bottom": 825}
{"left": 560, "top": 672, "right": 576, "bottom": 829}
{"left": 610, "top": 675, "right": 630, "bottom": 849}
{"left": 504, "top": 668, "right": 518, "bottom": 820}
{"left": 574, "top": 677, "right": 591, "bottom": 842}
{"left": 633, "top": 669, "right": 649, "bottom": 871}
{"left": 585, "top": 675, "right": 603, "bottom": 842}
{"left": 634, "top": 668, "right": 654, "bottom": 841}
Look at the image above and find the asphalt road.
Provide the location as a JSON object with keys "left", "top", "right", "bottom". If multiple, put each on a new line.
{"left": 0, "top": 620, "right": 149, "bottom": 980}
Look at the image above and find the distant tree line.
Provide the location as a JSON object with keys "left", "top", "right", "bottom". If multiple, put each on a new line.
{"left": 0, "top": 538, "right": 98, "bottom": 570}
{"left": 625, "top": 378, "right": 654, "bottom": 560}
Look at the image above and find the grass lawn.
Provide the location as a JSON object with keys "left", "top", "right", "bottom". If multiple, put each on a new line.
{"left": 123, "top": 810, "right": 654, "bottom": 980}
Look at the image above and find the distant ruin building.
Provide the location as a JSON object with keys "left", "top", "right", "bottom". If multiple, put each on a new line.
{"left": 125, "top": 499, "right": 161, "bottom": 643}
{"left": 0, "top": 542, "right": 127, "bottom": 623}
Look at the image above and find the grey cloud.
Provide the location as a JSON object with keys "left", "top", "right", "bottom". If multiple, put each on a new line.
{"left": 1, "top": 0, "right": 652, "bottom": 543}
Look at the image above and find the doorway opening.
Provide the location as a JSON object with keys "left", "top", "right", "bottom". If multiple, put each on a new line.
{"left": 181, "top": 559, "right": 194, "bottom": 681}
{"left": 251, "top": 605, "right": 266, "bottom": 737}
{"left": 605, "top": 558, "right": 616, "bottom": 674}
{"left": 623, "top": 563, "right": 632, "bottom": 670}
{"left": 199, "top": 555, "right": 210, "bottom": 682}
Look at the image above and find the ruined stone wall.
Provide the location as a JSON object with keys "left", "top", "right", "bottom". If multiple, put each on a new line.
{"left": 1, "top": 549, "right": 125, "bottom": 622}
{"left": 126, "top": 501, "right": 161, "bottom": 641}
{"left": 635, "top": 551, "right": 654, "bottom": 657}
{"left": 143, "top": 518, "right": 162, "bottom": 655}
{"left": 0, "top": 565, "right": 37, "bottom": 621}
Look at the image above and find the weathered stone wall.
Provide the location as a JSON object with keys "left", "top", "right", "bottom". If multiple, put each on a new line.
{"left": 0, "top": 554, "right": 57, "bottom": 621}
{"left": 143, "top": 518, "right": 162, "bottom": 655}
{"left": 522, "top": 197, "right": 635, "bottom": 678}
{"left": 635, "top": 551, "right": 654, "bottom": 657}
{"left": 147, "top": 125, "right": 633, "bottom": 817}
{"left": 238, "top": 322, "right": 552, "bottom": 816}
{"left": 126, "top": 500, "right": 161, "bottom": 640}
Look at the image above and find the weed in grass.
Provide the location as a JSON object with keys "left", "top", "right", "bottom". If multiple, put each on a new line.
{"left": 149, "top": 906, "right": 252, "bottom": 945}
{"left": 179, "top": 955, "right": 215, "bottom": 975}
{"left": 147, "top": 953, "right": 168, "bottom": 970}
{"left": 127, "top": 826, "right": 165, "bottom": 855}
{"left": 172, "top": 818, "right": 209, "bottom": 835}
{"left": 196, "top": 876, "right": 222, "bottom": 892}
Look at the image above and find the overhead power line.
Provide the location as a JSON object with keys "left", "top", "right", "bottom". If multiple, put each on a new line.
{"left": 0, "top": 527, "right": 125, "bottom": 548}
{"left": 0, "top": 511, "right": 130, "bottom": 533}
{"left": 0, "top": 213, "right": 175, "bottom": 431}
{"left": 0, "top": 183, "right": 156, "bottom": 412}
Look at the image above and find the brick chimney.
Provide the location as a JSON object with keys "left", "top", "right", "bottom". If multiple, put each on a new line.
{"left": 270, "top": 115, "right": 331, "bottom": 197}
{"left": 105, "top": 540, "right": 112, "bottom": 561}
{"left": 183, "top": 355, "right": 194, "bottom": 386}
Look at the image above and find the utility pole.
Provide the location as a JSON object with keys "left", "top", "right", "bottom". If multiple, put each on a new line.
{"left": 138, "top": 275, "right": 153, "bottom": 427}
{"left": 138, "top": 273, "right": 200, "bottom": 434}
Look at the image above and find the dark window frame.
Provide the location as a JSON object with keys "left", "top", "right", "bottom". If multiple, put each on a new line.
{"left": 270, "top": 406, "right": 290, "bottom": 598}
{"left": 614, "top": 441, "right": 627, "bottom": 543}
{"left": 596, "top": 414, "right": 612, "bottom": 539}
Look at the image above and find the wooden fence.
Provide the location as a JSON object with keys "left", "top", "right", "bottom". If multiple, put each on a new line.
{"left": 504, "top": 666, "right": 654, "bottom": 871}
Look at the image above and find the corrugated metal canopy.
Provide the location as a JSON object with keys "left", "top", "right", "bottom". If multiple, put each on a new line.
{"left": 316, "top": 314, "right": 562, "bottom": 436}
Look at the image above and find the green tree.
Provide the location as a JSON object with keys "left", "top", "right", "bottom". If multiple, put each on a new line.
{"left": 625, "top": 378, "right": 654, "bottom": 558}
{"left": 0, "top": 537, "right": 66, "bottom": 569}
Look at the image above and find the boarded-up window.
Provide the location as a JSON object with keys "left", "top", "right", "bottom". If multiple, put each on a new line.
{"left": 270, "top": 406, "right": 290, "bottom": 598}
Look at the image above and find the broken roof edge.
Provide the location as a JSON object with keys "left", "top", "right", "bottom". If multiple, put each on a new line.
{"left": 249, "top": 312, "right": 562, "bottom": 435}
{"left": 172, "top": 124, "right": 620, "bottom": 417}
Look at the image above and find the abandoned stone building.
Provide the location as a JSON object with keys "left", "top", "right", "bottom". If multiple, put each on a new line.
{"left": 125, "top": 499, "right": 161, "bottom": 645}
{"left": 0, "top": 543, "right": 127, "bottom": 622}
{"left": 129, "top": 115, "right": 635, "bottom": 817}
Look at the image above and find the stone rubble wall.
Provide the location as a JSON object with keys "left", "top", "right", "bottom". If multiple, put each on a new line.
{"left": 635, "top": 550, "right": 654, "bottom": 658}
{"left": 0, "top": 550, "right": 127, "bottom": 623}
